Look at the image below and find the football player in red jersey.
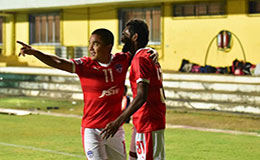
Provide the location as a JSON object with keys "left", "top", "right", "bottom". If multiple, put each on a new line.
{"left": 101, "top": 19, "right": 166, "bottom": 160}
{"left": 18, "top": 29, "right": 130, "bottom": 160}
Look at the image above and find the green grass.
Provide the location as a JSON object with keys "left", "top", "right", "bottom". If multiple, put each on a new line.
{"left": 167, "top": 109, "right": 260, "bottom": 134}
{"left": 1, "top": 96, "right": 260, "bottom": 159}
{"left": 0, "top": 114, "right": 260, "bottom": 160}
{"left": 1, "top": 96, "right": 260, "bottom": 133}
{"left": 165, "top": 129, "right": 260, "bottom": 160}
{"left": 0, "top": 114, "right": 83, "bottom": 160}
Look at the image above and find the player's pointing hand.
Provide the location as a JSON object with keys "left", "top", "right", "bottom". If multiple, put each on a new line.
{"left": 17, "top": 41, "right": 36, "bottom": 57}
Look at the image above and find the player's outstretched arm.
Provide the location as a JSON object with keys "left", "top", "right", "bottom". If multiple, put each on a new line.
{"left": 100, "top": 82, "right": 148, "bottom": 139}
{"left": 17, "top": 41, "right": 74, "bottom": 73}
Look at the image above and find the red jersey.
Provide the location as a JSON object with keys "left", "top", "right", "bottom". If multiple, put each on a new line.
{"left": 129, "top": 48, "right": 166, "bottom": 133}
{"left": 72, "top": 52, "right": 131, "bottom": 128}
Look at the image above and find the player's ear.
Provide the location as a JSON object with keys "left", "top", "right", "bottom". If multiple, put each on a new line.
{"left": 131, "top": 33, "right": 138, "bottom": 42}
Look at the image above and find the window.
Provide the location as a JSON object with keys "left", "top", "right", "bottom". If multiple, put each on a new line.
{"left": 173, "top": 1, "right": 226, "bottom": 17}
{"left": 119, "top": 7, "right": 161, "bottom": 45}
{"left": 249, "top": 0, "right": 260, "bottom": 14}
{"left": 0, "top": 18, "right": 3, "bottom": 44}
{"left": 29, "top": 13, "right": 60, "bottom": 44}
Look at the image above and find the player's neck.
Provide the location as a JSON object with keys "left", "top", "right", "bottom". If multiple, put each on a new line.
{"left": 98, "top": 53, "right": 112, "bottom": 65}
{"left": 131, "top": 43, "right": 140, "bottom": 55}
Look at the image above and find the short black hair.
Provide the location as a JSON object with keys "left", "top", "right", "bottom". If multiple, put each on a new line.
{"left": 92, "top": 28, "right": 114, "bottom": 46}
{"left": 126, "top": 19, "right": 149, "bottom": 48}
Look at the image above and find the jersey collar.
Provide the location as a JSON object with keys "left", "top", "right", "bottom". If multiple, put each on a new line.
{"left": 98, "top": 53, "right": 113, "bottom": 67}
{"left": 135, "top": 47, "right": 152, "bottom": 56}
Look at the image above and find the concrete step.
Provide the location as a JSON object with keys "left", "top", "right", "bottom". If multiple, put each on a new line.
{"left": 164, "top": 89, "right": 260, "bottom": 106}
{"left": 0, "top": 66, "right": 75, "bottom": 76}
{"left": 0, "top": 80, "right": 81, "bottom": 92}
{"left": 0, "top": 62, "right": 7, "bottom": 67}
{"left": 0, "top": 73, "right": 79, "bottom": 83}
{"left": 0, "top": 88, "right": 83, "bottom": 100}
{"left": 1, "top": 67, "right": 260, "bottom": 115}
{"left": 163, "top": 80, "right": 260, "bottom": 93}
{"left": 163, "top": 72, "right": 260, "bottom": 84}
{"left": 166, "top": 99, "right": 260, "bottom": 114}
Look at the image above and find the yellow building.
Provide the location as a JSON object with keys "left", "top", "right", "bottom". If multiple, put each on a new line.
{"left": 1, "top": 0, "right": 260, "bottom": 71}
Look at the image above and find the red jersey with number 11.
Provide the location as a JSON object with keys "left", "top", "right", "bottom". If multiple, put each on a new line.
{"left": 72, "top": 52, "right": 131, "bottom": 128}
{"left": 130, "top": 48, "right": 166, "bottom": 133}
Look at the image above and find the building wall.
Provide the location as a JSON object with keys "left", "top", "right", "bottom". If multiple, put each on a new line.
{"left": 162, "top": 0, "right": 260, "bottom": 70}
{"left": 4, "top": 14, "right": 15, "bottom": 57}
{"left": 63, "top": 8, "right": 89, "bottom": 46}
{"left": 1, "top": 0, "right": 260, "bottom": 70}
{"left": 88, "top": 6, "right": 120, "bottom": 54}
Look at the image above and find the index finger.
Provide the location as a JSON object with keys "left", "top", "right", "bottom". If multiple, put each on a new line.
{"left": 147, "top": 50, "right": 153, "bottom": 53}
{"left": 100, "top": 129, "right": 107, "bottom": 136}
{"left": 17, "top": 41, "right": 30, "bottom": 48}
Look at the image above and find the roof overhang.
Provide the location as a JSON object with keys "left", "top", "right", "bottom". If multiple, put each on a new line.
{"left": 0, "top": 0, "right": 177, "bottom": 12}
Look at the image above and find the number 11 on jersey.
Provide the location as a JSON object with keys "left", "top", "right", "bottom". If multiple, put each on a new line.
{"left": 103, "top": 68, "right": 114, "bottom": 83}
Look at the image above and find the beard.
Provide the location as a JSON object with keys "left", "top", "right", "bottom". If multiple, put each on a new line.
{"left": 122, "top": 37, "right": 133, "bottom": 53}
{"left": 122, "top": 42, "right": 131, "bottom": 52}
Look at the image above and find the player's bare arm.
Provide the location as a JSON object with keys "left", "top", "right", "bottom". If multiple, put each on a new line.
{"left": 17, "top": 41, "right": 74, "bottom": 73}
{"left": 100, "top": 82, "right": 149, "bottom": 139}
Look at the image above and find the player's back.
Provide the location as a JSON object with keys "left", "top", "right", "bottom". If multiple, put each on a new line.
{"left": 130, "top": 48, "right": 166, "bottom": 133}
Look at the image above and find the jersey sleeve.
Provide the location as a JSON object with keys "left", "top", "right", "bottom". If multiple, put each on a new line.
{"left": 71, "top": 57, "right": 89, "bottom": 75}
{"left": 132, "top": 55, "right": 151, "bottom": 84}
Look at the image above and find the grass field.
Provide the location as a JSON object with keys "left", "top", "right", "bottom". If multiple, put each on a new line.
{"left": 0, "top": 114, "right": 260, "bottom": 160}
{"left": 1, "top": 96, "right": 260, "bottom": 133}
{"left": 0, "top": 96, "right": 260, "bottom": 159}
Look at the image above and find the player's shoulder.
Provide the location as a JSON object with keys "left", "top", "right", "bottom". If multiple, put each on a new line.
{"left": 113, "top": 52, "right": 130, "bottom": 61}
{"left": 134, "top": 48, "right": 151, "bottom": 60}
{"left": 114, "top": 51, "right": 130, "bottom": 57}
{"left": 73, "top": 56, "right": 94, "bottom": 66}
{"left": 136, "top": 48, "right": 150, "bottom": 57}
